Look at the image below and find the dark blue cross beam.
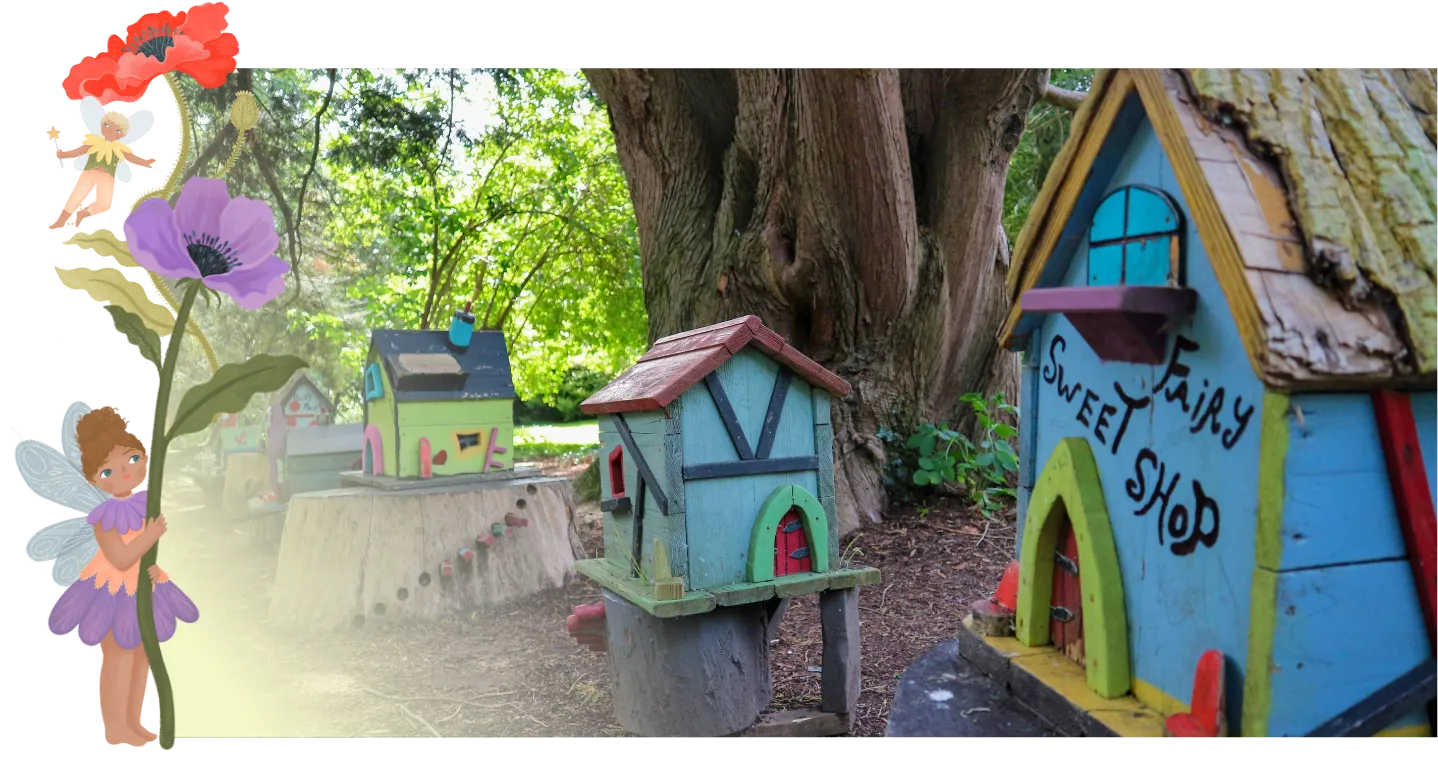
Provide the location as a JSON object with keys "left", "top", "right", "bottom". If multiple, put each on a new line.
{"left": 1305, "top": 659, "right": 1436, "bottom": 737}
{"left": 612, "top": 413, "right": 669, "bottom": 515}
{"left": 704, "top": 372, "right": 754, "bottom": 460}
{"left": 755, "top": 367, "right": 793, "bottom": 460}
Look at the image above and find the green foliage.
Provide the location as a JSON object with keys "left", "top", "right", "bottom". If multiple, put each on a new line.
{"left": 327, "top": 69, "right": 647, "bottom": 406}
{"left": 880, "top": 392, "right": 1020, "bottom": 518}
{"left": 1002, "top": 69, "right": 1096, "bottom": 244}
{"left": 167, "top": 355, "right": 310, "bottom": 440}
{"left": 64, "top": 230, "right": 138, "bottom": 268}
{"left": 103, "top": 305, "right": 162, "bottom": 371}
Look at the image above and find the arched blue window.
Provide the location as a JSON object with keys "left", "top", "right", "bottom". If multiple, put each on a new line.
{"left": 364, "top": 363, "right": 385, "bottom": 401}
{"left": 1087, "top": 185, "right": 1182, "bottom": 287}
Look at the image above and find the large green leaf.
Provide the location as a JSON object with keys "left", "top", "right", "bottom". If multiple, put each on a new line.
{"left": 167, "top": 355, "right": 309, "bottom": 440}
{"left": 64, "top": 229, "right": 138, "bottom": 268}
{"left": 55, "top": 267, "right": 174, "bottom": 336}
{"left": 103, "top": 305, "right": 161, "bottom": 371}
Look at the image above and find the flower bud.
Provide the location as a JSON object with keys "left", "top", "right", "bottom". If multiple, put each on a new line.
{"left": 230, "top": 91, "right": 260, "bottom": 133}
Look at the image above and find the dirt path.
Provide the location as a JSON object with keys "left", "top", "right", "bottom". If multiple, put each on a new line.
{"left": 155, "top": 463, "right": 1013, "bottom": 738}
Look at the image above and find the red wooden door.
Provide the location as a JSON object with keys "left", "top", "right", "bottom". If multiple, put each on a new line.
{"left": 774, "top": 507, "right": 813, "bottom": 577}
{"left": 1051, "top": 512, "right": 1085, "bottom": 666}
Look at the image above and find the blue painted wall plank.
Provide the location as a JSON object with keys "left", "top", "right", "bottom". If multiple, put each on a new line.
{"left": 1270, "top": 393, "right": 1410, "bottom": 571}
{"left": 1284, "top": 394, "right": 1391, "bottom": 476}
{"left": 1407, "top": 390, "right": 1437, "bottom": 501}
{"left": 1266, "top": 559, "right": 1431, "bottom": 736}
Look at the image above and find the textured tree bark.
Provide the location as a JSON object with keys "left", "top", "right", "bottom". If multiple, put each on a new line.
{"left": 585, "top": 69, "right": 1046, "bottom": 534}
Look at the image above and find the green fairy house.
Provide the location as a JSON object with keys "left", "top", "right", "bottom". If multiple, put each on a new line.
{"left": 360, "top": 307, "right": 516, "bottom": 479}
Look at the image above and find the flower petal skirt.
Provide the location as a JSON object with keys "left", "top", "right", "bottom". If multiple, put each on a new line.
{"left": 50, "top": 579, "right": 200, "bottom": 649}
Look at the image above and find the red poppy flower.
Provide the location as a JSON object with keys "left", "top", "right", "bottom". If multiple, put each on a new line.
{"left": 62, "top": 3, "right": 239, "bottom": 104}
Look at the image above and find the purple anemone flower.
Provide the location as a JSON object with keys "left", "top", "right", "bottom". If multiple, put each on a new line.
{"left": 123, "top": 177, "right": 289, "bottom": 310}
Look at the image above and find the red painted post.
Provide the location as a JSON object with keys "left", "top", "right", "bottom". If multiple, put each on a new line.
{"left": 457, "top": 547, "right": 476, "bottom": 563}
{"left": 475, "top": 533, "right": 496, "bottom": 549}
{"left": 995, "top": 560, "right": 1021, "bottom": 611}
{"left": 505, "top": 513, "right": 529, "bottom": 528}
{"left": 440, "top": 559, "right": 454, "bottom": 577}
{"left": 1370, "top": 390, "right": 1437, "bottom": 649}
{"left": 1298, "top": 394, "right": 1434, "bottom": 738}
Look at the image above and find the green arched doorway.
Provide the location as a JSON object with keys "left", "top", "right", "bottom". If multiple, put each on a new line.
{"left": 748, "top": 485, "right": 830, "bottom": 583}
{"left": 1016, "top": 437, "right": 1131, "bottom": 699}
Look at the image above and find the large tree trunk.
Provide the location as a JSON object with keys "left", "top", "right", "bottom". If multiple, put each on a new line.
{"left": 584, "top": 69, "right": 1046, "bottom": 535}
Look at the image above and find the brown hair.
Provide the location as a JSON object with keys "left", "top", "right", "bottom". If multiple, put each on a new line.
{"left": 76, "top": 407, "right": 146, "bottom": 479}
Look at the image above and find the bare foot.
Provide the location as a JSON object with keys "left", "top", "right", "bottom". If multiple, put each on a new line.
{"left": 131, "top": 723, "right": 157, "bottom": 742}
{"left": 106, "top": 729, "right": 148, "bottom": 746}
{"left": 74, "top": 209, "right": 91, "bottom": 228}
{"left": 48, "top": 212, "right": 70, "bottom": 229}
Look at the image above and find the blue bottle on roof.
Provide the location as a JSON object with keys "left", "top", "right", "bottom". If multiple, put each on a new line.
{"left": 448, "top": 301, "right": 476, "bottom": 351}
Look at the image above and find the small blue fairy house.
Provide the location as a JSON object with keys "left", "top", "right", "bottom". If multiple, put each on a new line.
{"left": 570, "top": 316, "right": 882, "bottom": 736}
{"left": 960, "top": 69, "right": 1436, "bottom": 738}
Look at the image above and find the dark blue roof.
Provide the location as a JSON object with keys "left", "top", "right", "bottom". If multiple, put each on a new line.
{"left": 369, "top": 329, "right": 516, "bottom": 402}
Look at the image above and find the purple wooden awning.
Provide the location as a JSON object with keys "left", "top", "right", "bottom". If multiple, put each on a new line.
{"left": 1020, "top": 286, "right": 1198, "bottom": 364}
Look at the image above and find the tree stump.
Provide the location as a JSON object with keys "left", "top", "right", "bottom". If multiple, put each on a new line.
{"left": 268, "top": 475, "right": 578, "bottom": 631}
{"left": 603, "top": 589, "right": 772, "bottom": 736}
{"left": 223, "top": 453, "right": 269, "bottom": 519}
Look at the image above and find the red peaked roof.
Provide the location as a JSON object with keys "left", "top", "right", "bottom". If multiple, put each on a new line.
{"left": 580, "top": 316, "right": 852, "bottom": 415}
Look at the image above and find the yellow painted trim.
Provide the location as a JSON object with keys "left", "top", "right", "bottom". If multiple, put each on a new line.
{"left": 1015, "top": 437, "right": 1131, "bottom": 699}
{"left": 1374, "top": 723, "right": 1432, "bottom": 737}
{"left": 999, "top": 71, "right": 1136, "bottom": 348}
{"left": 1007, "top": 69, "right": 1121, "bottom": 297}
{"left": 450, "top": 428, "right": 490, "bottom": 461}
{"left": 965, "top": 617, "right": 1168, "bottom": 737}
{"left": 1133, "top": 678, "right": 1189, "bottom": 717}
{"left": 1242, "top": 392, "right": 1291, "bottom": 737}
{"left": 1130, "top": 69, "right": 1271, "bottom": 385}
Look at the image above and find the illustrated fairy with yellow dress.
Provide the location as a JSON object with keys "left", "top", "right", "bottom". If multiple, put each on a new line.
{"left": 49, "top": 96, "right": 157, "bottom": 229}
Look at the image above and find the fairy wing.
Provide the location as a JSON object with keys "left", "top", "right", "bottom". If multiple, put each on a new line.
{"left": 118, "top": 111, "right": 153, "bottom": 145}
{"left": 27, "top": 517, "right": 98, "bottom": 586}
{"left": 15, "top": 436, "right": 104, "bottom": 589}
{"left": 15, "top": 440, "right": 106, "bottom": 515}
{"left": 116, "top": 162, "right": 132, "bottom": 183}
{"left": 60, "top": 402, "right": 90, "bottom": 471}
{"left": 69, "top": 96, "right": 103, "bottom": 172}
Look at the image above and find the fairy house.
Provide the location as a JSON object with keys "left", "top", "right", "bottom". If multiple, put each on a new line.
{"left": 266, "top": 372, "right": 337, "bottom": 496}
{"left": 579, "top": 315, "right": 879, "bottom": 597}
{"left": 967, "top": 69, "right": 1435, "bottom": 737}
{"left": 573, "top": 316, "right": 881, "bottom": 736}
{"left": 361, "top": 312, "right": 516, "bottom": 480}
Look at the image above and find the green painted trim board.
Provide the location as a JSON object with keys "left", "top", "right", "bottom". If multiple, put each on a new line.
{"left": 1242, "top": 391, "right": 1289, "bottom": 736}
{"left": 1015, "top": 437, "right": 1131, "bottom": 699}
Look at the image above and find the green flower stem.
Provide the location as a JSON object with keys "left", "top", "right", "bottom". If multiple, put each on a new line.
{"left": 137, "top": 279, "right": 201, "bottom": 751}
{"left": 213, "top": 135, "right": 246, "bottom": 179}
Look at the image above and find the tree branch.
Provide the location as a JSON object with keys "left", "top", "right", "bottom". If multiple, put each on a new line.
{"left": 1042, "top": 83, "right": 1087, "bottom": 111}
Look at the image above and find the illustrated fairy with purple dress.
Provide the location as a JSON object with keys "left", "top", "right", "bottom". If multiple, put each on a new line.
{"left": 20, "top": 403, "right": 198, "bottom": 746}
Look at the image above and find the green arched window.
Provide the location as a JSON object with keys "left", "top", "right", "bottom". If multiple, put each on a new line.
{"left": 1087, "top": 185, "right": 1182, "bottom": 287}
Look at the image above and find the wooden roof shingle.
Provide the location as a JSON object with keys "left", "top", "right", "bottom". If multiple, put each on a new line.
{"left": 580, "top": 315, "right": 852, "bottom": 415}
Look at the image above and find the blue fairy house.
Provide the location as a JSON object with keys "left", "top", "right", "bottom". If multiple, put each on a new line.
{"left": 572, "top": 315, "right": 881, "bottom": 736}
{"left": 960, "top": 69, "right": 1435, "bottom": 738}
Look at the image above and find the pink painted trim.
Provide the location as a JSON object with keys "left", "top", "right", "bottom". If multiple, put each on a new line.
{"left": 419, "top": 437, "right": 432, "bottom": 479}
{"left": 483, "top": 426, "right": 508, "bottom": 472}
{"left": 363, "top": 424, "right": 385, "bottom": 475}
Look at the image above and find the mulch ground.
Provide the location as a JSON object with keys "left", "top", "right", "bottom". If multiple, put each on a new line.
{"left": 161, "top": 456, "right": 1014, "bottom": 738}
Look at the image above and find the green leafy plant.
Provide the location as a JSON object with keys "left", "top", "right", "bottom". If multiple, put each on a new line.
{"left": 885, "top": 392, "right": 1020, "bottom": 518}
